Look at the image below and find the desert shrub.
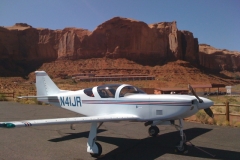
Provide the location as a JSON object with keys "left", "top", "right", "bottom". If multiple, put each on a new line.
{"left": 25, "top": 99, "right": 37, "bottom": 104}
{"left": 17, "top": 98, "right": 45, "bottom": 105}
{"left": 233, "top": 122, "right": 240, "bottom": 127}
{"left": 195, "top": 110, "right": 209, "bottom": 124}
{"left": 221, "top": 120, "right": 230, "bottom": 126}
{"left": 211, "top": 118, "right": 217, "bottom": 125}
{"left": 0, "top": 93, "right": 8, "bottom": 101}
{"left": 234, "top": 74, "right": 240, "bottom": 80}
{"left": 216, "top": 117, "right": 226, "bottom": 126}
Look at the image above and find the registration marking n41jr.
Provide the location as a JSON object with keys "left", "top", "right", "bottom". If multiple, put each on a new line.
{"left": 59, "top": 96, "right": 81, "bottom": 107}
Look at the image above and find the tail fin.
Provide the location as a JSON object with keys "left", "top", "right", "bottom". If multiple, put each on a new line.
{"left": 35, "top": 71, "right": 60, "bottom": 96}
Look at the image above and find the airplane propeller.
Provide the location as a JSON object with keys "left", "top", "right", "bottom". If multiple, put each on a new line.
{"left": 188, "top": 84, "right": 214, "bottom": 118}
{"left": 188, "top": 84, "right": 203, "bottom": 103}
{"left": 204, "top": 108, "right": 214, "bottom": 118}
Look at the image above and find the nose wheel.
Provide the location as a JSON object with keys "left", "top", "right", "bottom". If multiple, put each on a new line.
{"left": 148, "top": 126, "right": 159, "bottom": 137}
{"left": 175, "top": 143, "right": 188, "bottom": 154}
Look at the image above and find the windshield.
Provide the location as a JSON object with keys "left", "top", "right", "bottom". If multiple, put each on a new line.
{"left": 83, "top": 88, "right": 94, "bottom": 97}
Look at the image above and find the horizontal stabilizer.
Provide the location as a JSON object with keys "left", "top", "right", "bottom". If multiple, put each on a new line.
{"left": 18, "top": 96, "right": 47, "bottom": 99}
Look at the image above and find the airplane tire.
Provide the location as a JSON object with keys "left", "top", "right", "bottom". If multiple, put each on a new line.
{"left": 90, "top": 142, "right": 102, "bottom": 158}
{"left": 148, "top": 126, "right": 159, "bottom": 137}
{"left": 175, "top": 143, "right": 188, "bottom": 154}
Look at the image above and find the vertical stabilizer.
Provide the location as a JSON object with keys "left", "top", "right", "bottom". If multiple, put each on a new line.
{"left": 35, "top": 71, "right": 60, "bottom": 96}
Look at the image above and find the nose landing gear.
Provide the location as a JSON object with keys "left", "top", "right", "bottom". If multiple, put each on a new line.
{"left": 175, "top": 143, "right": 188, "bottom": 154}
{"left": 174, "top": 119, "right": 188, "bottom": 154}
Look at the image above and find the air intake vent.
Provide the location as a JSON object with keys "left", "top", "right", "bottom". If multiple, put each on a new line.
{"left": 156, "top": 110, "right": 162, "bottom": 115}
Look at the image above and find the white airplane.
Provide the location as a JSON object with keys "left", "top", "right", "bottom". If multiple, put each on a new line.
{"left": 0, "top": 71, "right": 214, "bottom": 157}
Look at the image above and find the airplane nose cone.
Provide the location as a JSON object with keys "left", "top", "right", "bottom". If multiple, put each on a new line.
{"left": 197, "top": 97, "right": 214, "bottom": 109}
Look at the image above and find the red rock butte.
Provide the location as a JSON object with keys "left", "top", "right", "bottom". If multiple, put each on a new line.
{"left": 0, "top": 17, "right": 239, "bottom": 76}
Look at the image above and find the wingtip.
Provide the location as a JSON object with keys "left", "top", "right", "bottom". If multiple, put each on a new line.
{"left": 0, "top": 123, "right": 16, "bottom": 128}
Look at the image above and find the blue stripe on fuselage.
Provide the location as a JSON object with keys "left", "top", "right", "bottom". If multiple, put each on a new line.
{"left": 82, "top": 100, "right": 191, "bottom": 106}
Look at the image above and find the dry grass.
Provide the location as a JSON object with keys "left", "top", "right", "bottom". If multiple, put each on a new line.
{"left": 16, "top": 98, "right": 46, "bottom": 105}
{"left": 207, "top": 95, "right": 240, "bottom": 105}
{"left": 208, "top": 93, "right": 240, "bottom": 114}
{"left": 195, "top": 110, "right": 209, "bottom": 124}
{"left": 216, "top": 119, "right": 230, "bottom": 126}
{"left": 194, "top": 110, "right": 239, "bottom": 127}
{"left": 212, "top": 105, "right": 240, "bottom": 114}
{"left": 233, "top": 122, "right": 240, "bottom": 127}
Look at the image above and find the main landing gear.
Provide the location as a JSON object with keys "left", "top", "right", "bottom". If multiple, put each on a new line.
{"left": 87, "top": 122, "right": 102, "bottom": 158}
{"left": 148, "top": 126, "right": 159, "bottom": 137}
{"left": 144, "top": 121, "right": 160, "bottom": 137}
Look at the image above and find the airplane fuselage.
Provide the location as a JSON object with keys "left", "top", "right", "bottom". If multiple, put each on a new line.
{"left": 42, "top": 84, "right": 209, "bottom": 122}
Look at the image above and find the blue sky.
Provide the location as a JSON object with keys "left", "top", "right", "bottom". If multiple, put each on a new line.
{"left": 1, "top": 0, "right": 239, "bottom": 51}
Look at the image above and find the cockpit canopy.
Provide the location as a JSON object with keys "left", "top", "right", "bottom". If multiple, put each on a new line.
{"left": 118, "top": 85, "right": 146, "bottom": 97}
{"left": 83, "top": 84, "right": 146, "bottom": 98}
{"left": 97, "top": 84, "right": 120, "bottom": 98}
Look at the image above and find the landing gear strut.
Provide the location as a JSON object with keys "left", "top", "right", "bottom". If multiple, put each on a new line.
{"left": 87, "top": 122, "right": 102, "bottom": 157}
{"left": 148, "top": 126, "right": 159, "bottom": 137}
{"left": 174, "top": 119, "right": 188, "bottom": 154}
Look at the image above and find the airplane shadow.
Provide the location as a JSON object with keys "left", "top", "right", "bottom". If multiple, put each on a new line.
{"left": 49, "top": 128, "right": 240, "bottom": 160}
{"left": 48, "top": 129, "right": 107, "bottom": 142}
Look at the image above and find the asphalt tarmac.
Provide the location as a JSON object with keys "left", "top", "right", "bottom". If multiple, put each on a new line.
{"left": 0, "top": 101, "right": 240, "bottom": 160}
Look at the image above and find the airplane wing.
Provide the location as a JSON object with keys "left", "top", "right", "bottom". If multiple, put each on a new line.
{"left": 0, "top": 114, "right": 139, "bottom": 128}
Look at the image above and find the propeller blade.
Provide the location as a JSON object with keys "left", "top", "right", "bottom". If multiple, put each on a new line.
{"left": 188, "top": 84, "right": 203, "bottom": 103}
{"left": 204, "top": 108, "right": 214, "bottom": 118}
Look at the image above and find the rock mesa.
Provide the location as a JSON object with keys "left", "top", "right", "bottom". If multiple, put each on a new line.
{"left": 0, "top": 17, "right": 239, "bottom": 76}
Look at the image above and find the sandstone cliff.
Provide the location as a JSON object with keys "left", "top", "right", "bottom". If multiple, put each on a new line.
{"left": 0, "top": 23, "right": 58, "bottom": 75}
{"left": 0, "top": 17, "right": 239, "bottom": 76}
{"left": 199, "top": 44, "right": 240, "bottom": 71}
{"left": 79, "top": 18, "right": 199, "bottom": 64}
